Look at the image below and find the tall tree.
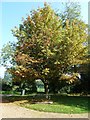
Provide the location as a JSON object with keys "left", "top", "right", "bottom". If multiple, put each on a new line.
{"left": 10, "top": 3, "right": 88, "bottom": 95}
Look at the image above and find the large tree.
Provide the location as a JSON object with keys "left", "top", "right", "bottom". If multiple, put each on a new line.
{"left": 10, "top": 3, "right": 88, "bottom": 95}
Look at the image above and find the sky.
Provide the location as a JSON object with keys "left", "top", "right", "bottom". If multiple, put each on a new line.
{"left": 1, "top": 1, "right": 89, "bottom": 48}
{"left": 0, "top": 0, "right": 89, "bottom": 78}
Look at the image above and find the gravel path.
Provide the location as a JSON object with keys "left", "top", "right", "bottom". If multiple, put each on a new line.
{"left": 0, "top": 102, "right": 89, "bottom": 119}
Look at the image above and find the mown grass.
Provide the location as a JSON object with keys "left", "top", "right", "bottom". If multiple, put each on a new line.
{"left": 0, "top": 90, "right": 20, "bottom": 95}
{"left": 20, "top": 95, "right": 89, "bottom": 114}
{"left": 3, "top": 94, "right": 90, "bottom": 114}
{"left": 22, "top": 104, "right": 87, "bottom": 114}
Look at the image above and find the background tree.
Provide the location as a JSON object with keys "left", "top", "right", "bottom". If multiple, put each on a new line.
{"left": 0, "top": 71, "right": 12, "bottom": 91}
{"left": 59, "top": 2, "right": 81, "bottom": 27}
{"left": 0, "top": 42, "right": 16, "bottom": 68}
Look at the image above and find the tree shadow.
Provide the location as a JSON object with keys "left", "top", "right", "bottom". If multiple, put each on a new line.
{"left": 1, "top": 94, "right": 90, "bottom": 113}
{"left": 1, "top": 95, "right": 33, "bottom": 103}
{"left": 51, "top": 95, "right": 90, "bottom": 112}
{"left": 1, "top": 94, "right": 46, "bottom": 103}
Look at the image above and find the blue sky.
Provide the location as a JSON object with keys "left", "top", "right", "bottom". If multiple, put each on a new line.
{"left": 0, "top": 0, "right": 89, "bottom": 78}
{"left": 1, "top": 1, "right": 89, "bottom": 49}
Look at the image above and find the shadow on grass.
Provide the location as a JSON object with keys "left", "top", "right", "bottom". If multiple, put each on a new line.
{"left": 1, "top": 94, "right": 90, "bottom": 112}
{"left": 51, "top": 95, "right": 90, "bottom": 112}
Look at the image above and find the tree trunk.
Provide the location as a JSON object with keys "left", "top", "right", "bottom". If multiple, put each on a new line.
{"left": 74, "top": 65, "right": 77, "bottom": 73}
{"left": 44, "top": 82, "right": 49, "bottom": 99}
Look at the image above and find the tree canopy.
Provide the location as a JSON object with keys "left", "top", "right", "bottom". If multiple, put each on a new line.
{"left": 2, "top": 3, "right": 88, "bottom": 94}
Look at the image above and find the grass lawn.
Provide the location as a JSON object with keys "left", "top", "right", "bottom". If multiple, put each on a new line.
{"left": 22, "top": 104, "right": 87, "bottom": 114}
{"left": 0, "top": 90, "right": 20, "bottom": 95}
{"left": 3, "top": 95, "right": 90, "bottom": 114}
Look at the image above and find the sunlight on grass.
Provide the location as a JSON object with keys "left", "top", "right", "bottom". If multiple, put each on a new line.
{"left": 20, "top": 102, "right": 88, "bottom": 114}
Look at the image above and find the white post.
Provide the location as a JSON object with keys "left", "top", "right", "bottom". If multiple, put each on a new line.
{"left": 22, "top": 89, "right": 25, "bottom": 96}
